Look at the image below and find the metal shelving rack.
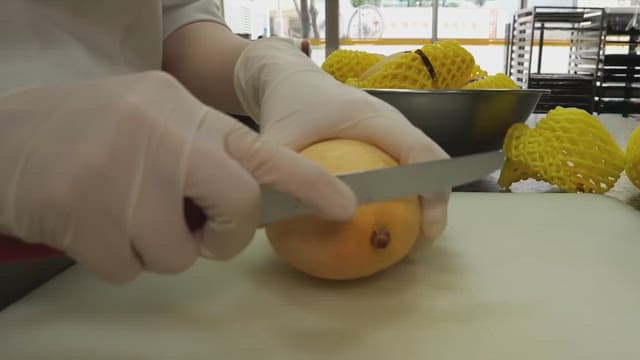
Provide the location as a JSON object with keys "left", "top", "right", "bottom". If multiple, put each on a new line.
{"left": 596, "top": 8, "right": 640, "bottom": 116}
{"left": 506, "top": 6, "right": 606, "bottom": 113}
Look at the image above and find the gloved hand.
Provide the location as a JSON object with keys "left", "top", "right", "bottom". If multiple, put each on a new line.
{"left": 234, "top": 38, "right": 450, "bottom": 250}
{"left": 0, "top": 71, "right": 356, "bottom": 283}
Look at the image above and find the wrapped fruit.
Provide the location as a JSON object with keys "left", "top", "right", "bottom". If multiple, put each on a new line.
{"left": 463, "top": 73, "right": 519, "bottom": 89}
{"left": 348, "top": 40, "right": 475, "bottom": 90}
{"left": 498, "top": 106, "right": 625, "bottom": 193}
{"left": 625, "top": 124, "right": 640, "bottom": 190}
{"left": 468, "top": 64, "right": 488, "bottom": 82}
{"left": 498, "top": 123, "right": 547, "bottom": 186}
{"left": 321, "top": 49, "right": 384, "bottom": 83}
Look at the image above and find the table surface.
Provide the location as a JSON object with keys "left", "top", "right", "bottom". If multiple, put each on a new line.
{"left": 456, "top": 113, "right": 640, "bottom": 211}
{"left": 3, "top": 192, "right": 640, "bottom": 360}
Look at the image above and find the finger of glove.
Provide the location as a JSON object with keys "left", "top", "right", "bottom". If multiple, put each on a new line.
{"left": 64, "top": 223, "right": 144, "bottom": 284}
{"left": 127, "top": 155, "right": 200, "bottom": 274}
{"left": 17, "top": 183, "right": 145, "bottom": 284}
{"left": 399, "top": 132, "right": 450, "bottom": 245}
{"left": 63, "top": 111, "right": 201, "bottom": 280}
{"left": 225, "top": 124, "right": 357, "bottom": 222}
{"left": 183, "top": 113, "right": 263, "bottom": 260}
{"left": 413, "top": 190, "right": 450, "bottom": 252}
{"left": 120, "top": 81, "right": 208, "bottom": 274}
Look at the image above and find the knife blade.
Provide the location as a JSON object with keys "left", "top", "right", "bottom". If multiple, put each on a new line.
{"left": 260, "top": 149, "right": 504, "bottom": 224}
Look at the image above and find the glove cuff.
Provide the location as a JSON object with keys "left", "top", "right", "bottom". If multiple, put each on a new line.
{"left": 233, "top": 37, "right": 323, "bottom": 123}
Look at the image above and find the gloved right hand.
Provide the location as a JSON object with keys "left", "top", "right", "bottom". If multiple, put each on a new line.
{"left": 234, "top": 37, "right": 450, "bottom": 252}
{"left": 0, "top": 71, "right": 356, "bottom": 283}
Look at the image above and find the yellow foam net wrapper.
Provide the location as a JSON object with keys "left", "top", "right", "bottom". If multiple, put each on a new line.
{"left": 625, "top": 124, "right": 640, "bottom": 190}
{"left": 321, "top": 49, "right": 384, "bottom": 83}
{"left": 468, "top": 64, "right": 489, "bottom": 81}
{"left": 347, "top": 40, "right": 475, "bottom": 90}
{"left": 498, "top": 106, "right": 626, "bottom": 193}
{"left": 463, "top": 73, "right": 519, "bottom": 89}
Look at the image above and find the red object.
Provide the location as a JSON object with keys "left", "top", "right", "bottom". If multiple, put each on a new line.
{"left": 0, "top": 233, "right": 63, "bottom": 261}
{"left": 300, "top": 39, "right": 311, "bottom": 57}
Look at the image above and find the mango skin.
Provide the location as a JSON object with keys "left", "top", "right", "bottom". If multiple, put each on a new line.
{"left": 265, "top": 139, "right": 421, "bottom": 280}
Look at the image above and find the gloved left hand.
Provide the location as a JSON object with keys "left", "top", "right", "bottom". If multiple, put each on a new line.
{"left": 234, "top": 37, "right": 450, "bottom": 250}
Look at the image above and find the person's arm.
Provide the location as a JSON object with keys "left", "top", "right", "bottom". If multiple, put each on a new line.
{"left": 162, "top": 20, "right": 250, "bottom": 115}
{"left": 160, "top": 0, "right": 310, "bottom": 117}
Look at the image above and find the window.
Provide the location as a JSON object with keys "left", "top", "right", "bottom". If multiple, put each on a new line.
{"left": 227, "top": 1, "right": 640, "bottom": 73}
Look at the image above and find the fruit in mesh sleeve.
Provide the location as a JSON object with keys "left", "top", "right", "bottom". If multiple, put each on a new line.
{"left": 351, "top": 40, "right": 476, "bottom": 90}
{"left": 321, "top": 49, "right": 384, "bottom": 83}
{"left": 468, "top": 64, "right": 488, "bottom": 81}
{"left": 498, "top": 107, "right": 625, "bottom": 193}
{"left": 463, "top": 73, "right": 519, "bottom": 89}
{"left": 625, "top": 124, "right": 640, "bottom": 190}
{"left": 345, "top": 77, "right": 362, "bottom": 87}
{"left": 498, "top": 123, "right": 546, "bottom": 187}
{"left": 348, "top": 52, "right": 423, "bottom": 89}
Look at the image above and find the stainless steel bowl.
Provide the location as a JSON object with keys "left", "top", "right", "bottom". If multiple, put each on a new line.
{"left": 365, "top": 88, "right": 547, "bottom": 156}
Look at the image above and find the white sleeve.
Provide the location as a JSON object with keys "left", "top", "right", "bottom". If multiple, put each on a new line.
{"left": 162, "top": 0, "right": 228, "bottom": 38}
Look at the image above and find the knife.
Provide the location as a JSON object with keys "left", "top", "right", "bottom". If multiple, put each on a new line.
{"left": 183, "top": 149, "right": 503, "bottom": 229}
{"left": 258, "top": 149, "right": 504, "bottom": 224}
{"left": 0, "top": 150, "right": 503, "bottom": 257}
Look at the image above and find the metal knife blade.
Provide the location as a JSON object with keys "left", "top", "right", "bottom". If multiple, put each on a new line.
{"left": 260, "top": 149, "right": 504, "bottom": 224}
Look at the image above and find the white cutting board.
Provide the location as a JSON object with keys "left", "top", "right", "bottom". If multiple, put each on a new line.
{"left": 1, "top": 192, "right": 640, "bottom": 360}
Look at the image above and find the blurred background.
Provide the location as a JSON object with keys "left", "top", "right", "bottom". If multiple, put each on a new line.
{"left": 219, "top": 0, "right": 640, "bottom": 115}
{"left": 219, "top": 1, "right": 637, "bottom": 72}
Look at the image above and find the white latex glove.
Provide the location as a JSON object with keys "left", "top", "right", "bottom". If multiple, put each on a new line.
{"left": 0, "top": 71, "right": 356, "bottom": 283}
{"left": 234, "top": 38, "right": 450, "bottom": 250}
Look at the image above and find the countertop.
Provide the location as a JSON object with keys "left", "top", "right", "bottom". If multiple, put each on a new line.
{"left": 3, "top": 192, "right": 640, "bottom": 360}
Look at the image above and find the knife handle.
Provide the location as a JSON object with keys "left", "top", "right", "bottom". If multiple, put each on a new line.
{"left": 0, "top": 233, "right": 63, "bottom": 260}
{"left": 183, "top": 197, "right": 207, "bottom": 232}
